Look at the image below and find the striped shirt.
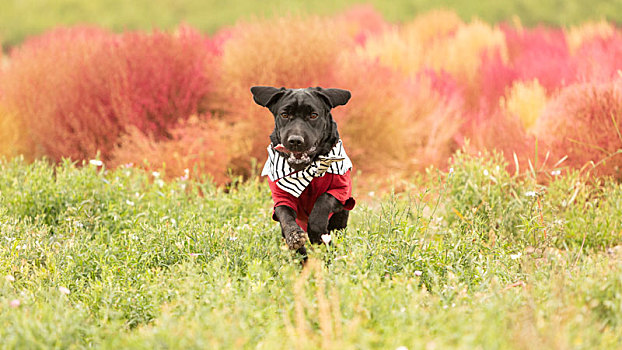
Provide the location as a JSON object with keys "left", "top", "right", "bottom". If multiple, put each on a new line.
{"left": 261, "top": 139, "right": 353, "bottom": 197}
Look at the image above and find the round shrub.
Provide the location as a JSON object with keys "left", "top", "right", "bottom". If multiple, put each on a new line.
{"left": 535, "top": 79, "right": 622, "bottom": 179}
{"left": 1, "top": 26, "right": 217, "bottom": 161}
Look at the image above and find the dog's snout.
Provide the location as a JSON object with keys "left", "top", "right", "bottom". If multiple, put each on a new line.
{"left": 287, "top": 135, "right": 304, "bottom": 149}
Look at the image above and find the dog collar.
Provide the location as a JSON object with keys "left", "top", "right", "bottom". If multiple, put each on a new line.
{"left": 261, "top": 139, "right": 352, "bottom": 197}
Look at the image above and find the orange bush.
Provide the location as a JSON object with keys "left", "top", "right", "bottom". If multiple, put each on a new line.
{"left": 330, "top": 54, "right": 462, "bottom": 175}
{"left": 212, "top": 15, "right": 356, "bottom": 172}
{"left": 535, "top": 79, "right": 622, "bottom": 179}
{"left": 360, "top": 14, "right": 506, "bottom": 89}
{"left": 218, "top": 15, "right": 352, "bottom": 102}
{"left": 566, "top": 20, "right": 616, "bottom": 53}
{"left": 0, "top": 104, "right": 32, "bottom": 159}
{"left": 500, "top": 79, "right": 548, "bottom": 131}
{"left": 111, "top": 115, "right": 233, "bottom": 184}
{"left": 1, "top": 27, "right": 116, "bottom": 160}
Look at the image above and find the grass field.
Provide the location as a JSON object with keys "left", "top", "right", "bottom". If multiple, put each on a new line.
{"left": 1, "top": 152, "right": 621, "bottom": 349}
{"left": 1, "top": 0, "right": 621, "bottom": 48}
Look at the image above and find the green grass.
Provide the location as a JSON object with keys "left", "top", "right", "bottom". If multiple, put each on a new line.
{"left": 1, "top": 0, "right": 621, "bottom": 48}
{"left": 1, "top": 152, "right": 621, "bottom": 348}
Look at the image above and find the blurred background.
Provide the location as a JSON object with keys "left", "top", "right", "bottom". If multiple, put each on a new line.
{"left": 1, "top": 0, "right": 621, "bottom": 187}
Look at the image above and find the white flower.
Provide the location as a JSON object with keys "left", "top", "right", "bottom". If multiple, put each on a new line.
{"left": 510, "top": 252, "right": 522, "bottom": 260}
{"left": 525, "top": 191, "right": 537, "bottom": 197}
{"left": 89, "top": 159, "right": 103, "bottom": 167}
{"left": 396, "top": 347, "right": 409, "bottom": 350}
{"left": 58, "top": 286, "right": 71, "bottom": 295}
{"left": 5, "top": 275, "right": 15, "bottom": 282}
{"left": 229, "top": 236, "right": 238, "bottom": 241}
{"left": 180, "top": 168, "right": 190, "bottom": 181}
{"left": 414, "top": 270, "right": 423, "bottom": 276}
{"left": 152, "top": 171, "right": 160, "bottom": 178}
{"left": 551, "top": 170, "right": 561, "bottom": 176}
{"left": 126, "top": 200, "right": 135, "bottom": 206}
{"left": 155, "top": 179, "right": 165, "bottom": 187}
{"left": 9, "top": 299, "right": 20, "bottom": 308}
{"left": 321, "top": 234, "right": 332, "bottom": 245}
{"left": 483, "top": 169, "right": 489, "bottom": 176}
{"left": 449, "top": 167, "right": 454, "bottom": 174}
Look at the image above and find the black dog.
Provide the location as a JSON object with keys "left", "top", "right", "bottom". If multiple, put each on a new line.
{"left": 251, "top": 86, "right": 355, "bottom": 256}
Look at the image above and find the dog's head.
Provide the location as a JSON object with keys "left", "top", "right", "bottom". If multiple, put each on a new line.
{"left": 251, "top": 86, "right": 351, "bottom": 171}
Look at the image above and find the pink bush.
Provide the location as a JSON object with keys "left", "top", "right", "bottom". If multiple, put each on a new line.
{"left": 573, "top": 32, "right": 622, "bottom": 83}
{"left": 477, "top": 49, "right": 519, "bottom": 109}
{"left": 336, "top": 5, "right": 390, "bottom": 45}
{"left": 502, "top": 25, "right": 577, "bottom": 91}
{"left": 535, "top": 80, "right": 622, "bottom": 179}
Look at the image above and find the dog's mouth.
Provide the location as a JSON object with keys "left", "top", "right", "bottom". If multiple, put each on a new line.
{"left": 275, "top": 144, "right": 317, "bottom": 165}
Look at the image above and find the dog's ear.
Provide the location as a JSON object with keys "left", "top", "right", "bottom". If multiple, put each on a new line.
{"left": 250, "top": 86, "right": 286, "bottom": 108}
{"left": 313, "top": 87, "right": 351, "bottom": 109}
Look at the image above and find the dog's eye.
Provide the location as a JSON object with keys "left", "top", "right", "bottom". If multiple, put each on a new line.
{"left": 280, "top": 113, "right": 289, "bottom": 119}
{"left": 309, "top": 113, "right": 319, "bottom": 120}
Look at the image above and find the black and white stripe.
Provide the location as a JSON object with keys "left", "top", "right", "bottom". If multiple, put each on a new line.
{"left": 261, "top": 139, "right": 353, "bottom": 197}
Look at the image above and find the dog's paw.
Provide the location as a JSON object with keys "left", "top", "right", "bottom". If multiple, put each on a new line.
{"left": 284, "top": 228, "right": 308, "bottom": 250}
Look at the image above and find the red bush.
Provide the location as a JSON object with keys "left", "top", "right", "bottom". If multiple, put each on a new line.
{"left": 111, "top": 26, "right": 217, "bottom": 138}
{"left": 535, "top": 79, "right": 622, "bottom": 179}
{"left": 1, "top": 26, "right": 217, "bottom": 161}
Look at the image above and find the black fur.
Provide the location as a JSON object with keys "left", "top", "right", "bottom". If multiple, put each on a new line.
{"left": 251, "top": 86, "right": 352, "bottom": 257}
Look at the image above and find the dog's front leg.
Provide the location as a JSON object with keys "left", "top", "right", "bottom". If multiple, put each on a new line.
{"left": 274, "top": 205, "right": 308, "bottom": 250}
{"left": 307, "top": 193, "right": 343, "bottom": 244}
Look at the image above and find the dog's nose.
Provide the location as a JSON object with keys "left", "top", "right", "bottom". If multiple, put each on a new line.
{"left": 287, "top": 135, "right": 304, "bottom": 149}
